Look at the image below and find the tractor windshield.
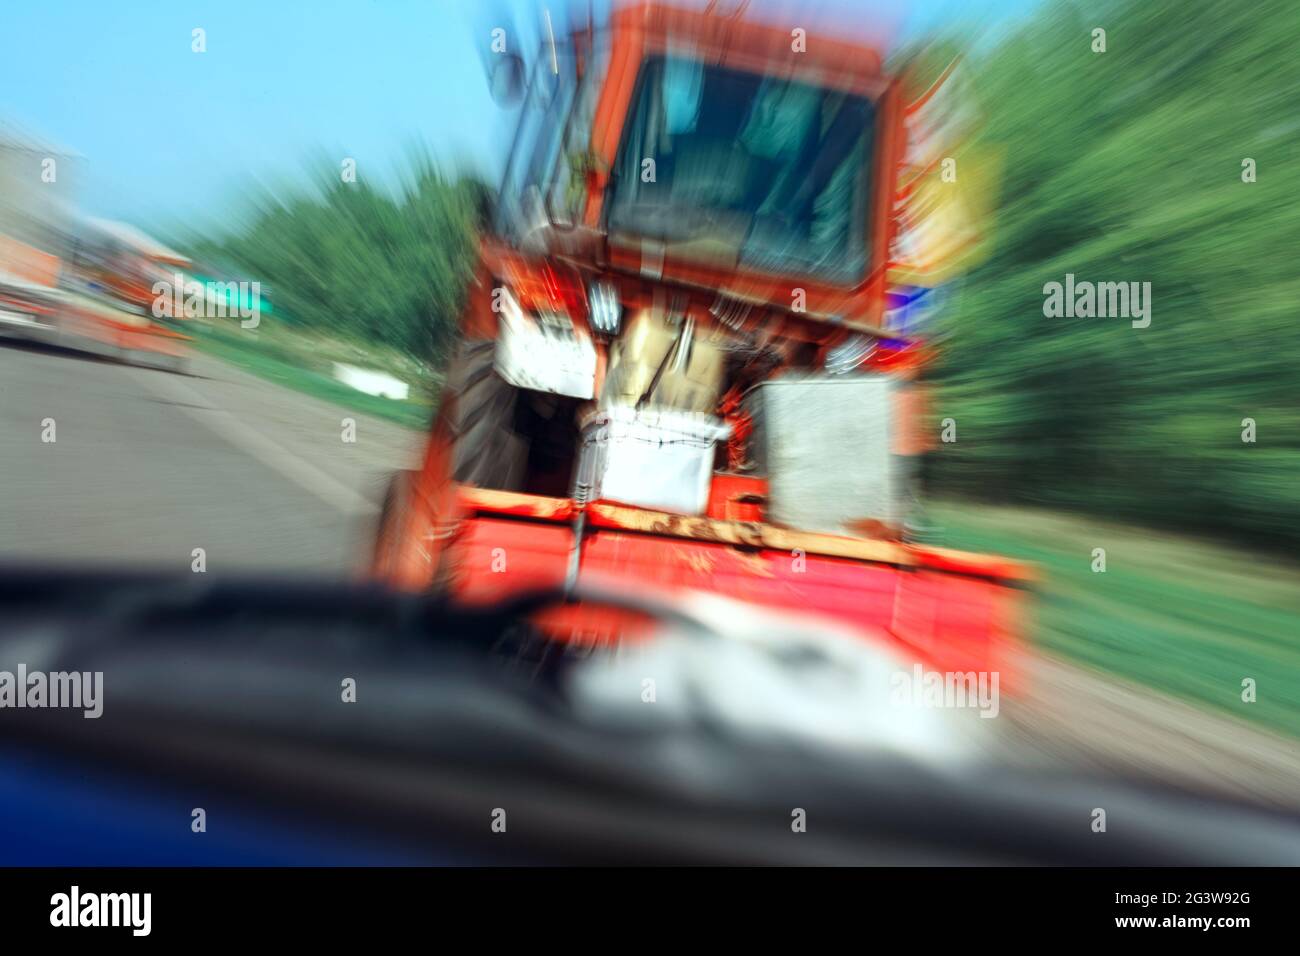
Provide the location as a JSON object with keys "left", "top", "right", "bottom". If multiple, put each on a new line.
{"left": 607, "top": 54, "right": 875, "bottom": 285}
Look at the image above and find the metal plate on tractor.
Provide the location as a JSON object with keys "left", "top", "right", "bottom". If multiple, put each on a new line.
{"left": 494, "top": 306, "right": 596, "bottom": 400}
{"left": 749, "top": 374, "right": 902, "bottom": 536}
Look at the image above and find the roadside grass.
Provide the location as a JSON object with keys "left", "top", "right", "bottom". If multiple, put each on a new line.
{"left": 933, "top": 501, "right": 1300, "bottom": 739}
{"left": 184, "top": 319, "right": 435, "bottom": 430}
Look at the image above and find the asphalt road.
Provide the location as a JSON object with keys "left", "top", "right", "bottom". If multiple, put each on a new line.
{"left": 0, "top": 341, "right": 421, "bottom": 574}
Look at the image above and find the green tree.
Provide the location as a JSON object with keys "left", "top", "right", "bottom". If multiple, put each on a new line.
{"left": 189, "top": 148, "right": 485, "bottom": 364}
{"left": 929, "top": 0, "right": 1300, "bottom": 549}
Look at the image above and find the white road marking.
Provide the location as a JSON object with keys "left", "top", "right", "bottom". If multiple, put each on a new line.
{"left": 130, "top": 367, "right": 377, "bottom": 516}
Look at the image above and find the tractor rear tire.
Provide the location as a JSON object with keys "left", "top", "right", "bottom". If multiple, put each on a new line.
{"left": 371, "top": 469, "right": 406, "bottom": 577}
{"left": 445, "top": 338, "right": 528, "bottom": 491}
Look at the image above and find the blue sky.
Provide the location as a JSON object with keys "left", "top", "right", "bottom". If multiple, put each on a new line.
{"left": 0, "top": 0, "right": 1041, "bottom": 238}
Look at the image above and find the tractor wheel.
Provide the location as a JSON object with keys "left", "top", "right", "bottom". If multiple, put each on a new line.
{"left": 371, "top": 470, "right": 406, "bottom": 578}
{"left": 445, "top": 338, "right": 528, "bottom": 491}
{"left": 371, "top": 468, "right": 441, "bottom": 588}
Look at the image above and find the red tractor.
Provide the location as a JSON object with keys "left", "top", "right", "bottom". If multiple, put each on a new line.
{"left": 372, "top": 2, "right": 1030, "bottom": 681}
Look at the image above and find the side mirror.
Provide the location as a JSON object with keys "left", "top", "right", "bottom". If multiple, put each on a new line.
{"left": 488, "top": 53, "right": 527, "bottom": 107}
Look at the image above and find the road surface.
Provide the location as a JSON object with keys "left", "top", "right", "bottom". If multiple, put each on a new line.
{"left": 0, "top": 341, "right": 420, "bottom": 574}
{"left": 1000, "top": 651, "right": 1300, "bottom": 817}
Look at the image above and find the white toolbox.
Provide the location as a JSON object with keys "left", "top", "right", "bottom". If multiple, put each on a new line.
{"left": 573, "top": 405, "right": 730, "bottom": 515}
